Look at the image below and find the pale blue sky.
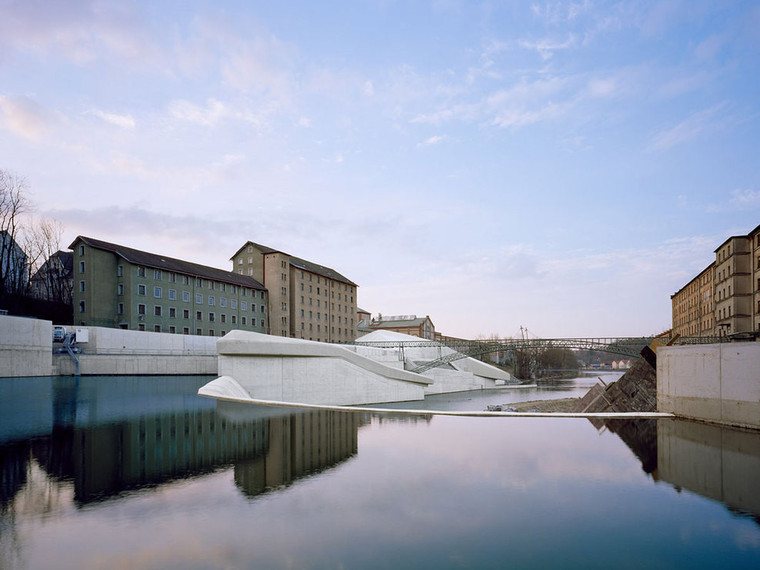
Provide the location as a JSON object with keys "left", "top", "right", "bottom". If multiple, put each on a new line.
{"left": 1, "top": 1, "right": 758, "bottom": 338}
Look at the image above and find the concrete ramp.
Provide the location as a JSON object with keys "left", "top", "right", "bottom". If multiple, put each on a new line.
{"left": 199, "top": 331, "right": 431, "bottom": 405}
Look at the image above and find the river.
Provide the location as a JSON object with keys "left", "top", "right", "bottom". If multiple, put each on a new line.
{"left": 0, "top": 373, "right": 758, "bottom": 569}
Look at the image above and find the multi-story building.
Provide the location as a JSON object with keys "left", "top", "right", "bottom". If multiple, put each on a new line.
{"left": 671, "top": 263, "right": 715, "bottom": 337}
{"left": 714, "top": 235, "right": 752, "bottom": 336}
{"left": 30, "top": 250, "right": 73, "bottom": 303}
{"left": 751, "top": 225, "right": 760, "bottom": 333}
{"left": 368, "top": 314, "right": 436, "bottom": 340}
{"left": 231, "top": 241, "right": 358, "bottom": 342}
{"left": 71, "top": 236, "right": 268, "bottom": 336}
{"left": 671, "top": 224, "right": 760, "bottom": 337}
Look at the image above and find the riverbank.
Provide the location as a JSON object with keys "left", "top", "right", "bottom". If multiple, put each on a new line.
{"left": 505, "top": 397, "right": 581, "bottom": 413}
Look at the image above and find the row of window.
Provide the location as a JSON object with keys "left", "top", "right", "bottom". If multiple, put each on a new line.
{"left": 131, "top": 285, "right": 265, "bottom": 311}
{"left": 129, "top": 304, "right": 264, "bottom": 327}
{"left": 138, "top": 324, "right": 228, "bottom": 336}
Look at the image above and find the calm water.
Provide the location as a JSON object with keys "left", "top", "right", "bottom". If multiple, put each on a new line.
{"left": 1, "top": 375, "right": 759, "bottom": 569}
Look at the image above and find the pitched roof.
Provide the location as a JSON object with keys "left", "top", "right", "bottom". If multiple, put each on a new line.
{"left": 370, "top": 316, "right": 431, "bottom": 328}
{"left": 232, "top": 241, "right": 357, "bottom": 286}
{"left": 71, "top": 236, "right": 266, "bottom": 290}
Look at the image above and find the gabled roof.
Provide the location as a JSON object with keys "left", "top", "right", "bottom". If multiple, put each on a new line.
{"left": 71, "top": 236, "right": 266, "bottom": 290}
{"left": 232, "top": 240, "right": 357, "bottom": 286}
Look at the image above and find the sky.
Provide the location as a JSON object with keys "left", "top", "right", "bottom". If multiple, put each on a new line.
{"left": 1, "top": 0, "right": 759, "bottom": 339}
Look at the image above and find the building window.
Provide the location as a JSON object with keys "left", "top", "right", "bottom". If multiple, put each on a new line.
{"left": 138, "top": 267, "right": 146, "bottom": 277}
{"left": 79, "top": 261, "right": 85, "bottom": 273}
{"left": 117, "top": 284, "right": 123, "bottom": 295}
{"left": 240, "top": 301, "right": 245, "bottom": 311}
{"left": 154, "top": 287, "right": 162, "bottom": 298}
{"left": 169, "top": 307, "right": 176, "bottom": 318}
{"left": 196, "top": 328, "right": 202, "bottom": 335}
{"left": 282, "top": 287, "right": 287, "bottom": 295}
{"left": 154, "top": 270, "right": 161, "bottom": 280}
{"left": 154, "top": 306, "right": 162, "bottom": 317}
{"left": 79, "top": 245, "right": 85, "bottom": 256}
{"left": 118, "top": 303, "right": 124, "bottom": 315}
{"left": 196, "top": 311, "right": 202, "bottom": 321}
{"left": 220, "top": 298, "right": 226, "bottom": 308}
{"left": 221, "top": 314, "right": 226, "bottom": 323}
{"left": 183, "top": 309, "right": 189, "bottom": 319}
{"left": 232, "top": 299, "right": 238, "bottom": 309}
{"left": 252, "top": 318, "right": 257, "bottom": 327}
{"left": 261, "top": 305, "right": 265, "bottom": 313}
{"left": 241, "top": 316, "right": 246, "bottom": 325}
{"left": 79, "top": 281, "right": 85, "bottom": 292}
{"left": 182, "top": 275, "right": 189, "bottom": 285}
{"left": 170, "top": 326, "right": 176, "bottom": 334}
{"left": 232, "top": 315, "right": 237, "bottom": 324}
{"left": 139, "top": 324, "right": 145, "bottom": 331}
{"left": 79, "top": 300, "right": 85, "bottom": 313}
{"left": 183, "top": 291, "right": 190, "bottom": 302}
{"left": 208, "top": 296, "right": 215, "bottom": 306}
{"left": 138, "top": 284, "right": 146, "bottom": 296}
{"left": 138, "top": 304, "right": 146, "bottom": 315}
{"left": 238, "top": 258, "right": 243, "bottom": 265}
{"left": 209, "top": 330, "right": 215, "bottom": 336}
{"left": 117, "top": 265, "right": 123, "bottom": 277}
{"left": 169, "top": 289, "right": 176, "bottom": 300}
{"left": 183, "top": 327, "right": 189, "bottom": 335}
{"left": 209, "top": 312, "right": 215, "bottom": 322}
{"left": 154, "top": 325, "right": 161, "bottom": 332}
{"left": 196, "top": 294, "right": 203, "bottom": 304}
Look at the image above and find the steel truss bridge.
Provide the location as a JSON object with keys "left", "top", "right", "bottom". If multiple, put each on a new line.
{"left": 355, "top": 336, "right": 724, "bottom": 374}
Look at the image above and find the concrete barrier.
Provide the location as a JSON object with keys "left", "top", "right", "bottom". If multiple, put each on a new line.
{"left": 657, "top": 342, "right": 760, "bottom": 430}
{"left": 201, "top": 330, "right": 431, "bottom": 405}
{"left": 0, "top": 315, "right": 53, "bottom": 377}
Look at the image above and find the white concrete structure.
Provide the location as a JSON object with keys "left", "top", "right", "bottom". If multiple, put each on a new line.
{"left": 352, "top": 330, "right": 515, "bottom": 394}
{"left": 54, "top": 326, "right": 218, "bottom": 376}
{"left": 0, "top": 315, "right": 53, "bottom": 377}
{"left": 199, "top": 330, "right": 431, "bottom": 405}
{"left": 658, "top": 342, "right": 760, "bottom": 430}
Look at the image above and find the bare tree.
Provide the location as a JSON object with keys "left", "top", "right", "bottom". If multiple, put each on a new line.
{"left": 0, "top": 170, "right": 31, "bottom": 299}
{"left": 26, "top": 217, "right": 72, "bottom": 303}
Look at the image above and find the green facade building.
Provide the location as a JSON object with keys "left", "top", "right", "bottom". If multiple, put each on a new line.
{"left": 70, "top": 236, "right": 268, "bottom": 336}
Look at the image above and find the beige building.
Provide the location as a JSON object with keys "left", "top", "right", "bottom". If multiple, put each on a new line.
{"left": 368, "top": 315, "right": 436, "bottom": 340}
{"left": 752, "top": 225, "right": 760, "bottom": 333}
{"left": 231, "top": 242, "right": 358, "bottom": 343}
{"left": 671, "top": 224, "right": 760, "bottom": 337}
{"left": 671, "top": 263, "right": 715, "bottom": 337}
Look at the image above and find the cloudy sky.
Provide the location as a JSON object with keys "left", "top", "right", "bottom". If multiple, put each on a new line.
{"left": 1, "top": 0, "right": 759, "bottom": 338}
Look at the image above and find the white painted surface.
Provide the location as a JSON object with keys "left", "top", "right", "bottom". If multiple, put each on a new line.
{"left": 658, "top": 342, "right": 760, "bottom": 429}
{"left": 208, "top": 330, "right": 429, "bottom": 405}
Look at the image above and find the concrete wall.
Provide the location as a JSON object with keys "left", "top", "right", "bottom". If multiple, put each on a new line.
{"left": 658, "top": 342, "right": 760, "bottom": 429}
{"left": 205, "top": 330, "right": 430, "bottom": 405}
{"left": 0, "top": 315, "right": 53, "bottom": 377}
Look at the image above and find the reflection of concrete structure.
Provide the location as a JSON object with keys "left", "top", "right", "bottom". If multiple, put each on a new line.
{"left": 201, "top": 330, "right": 430, "bottom": 405}
{"left": 353, "top": 330, "right": 515, "bottom": 395}
{"left": 658, "top": 420, "right": 760, "bottom": 518}
{"left": 658, "top": 342, "right": 760, "bottom": 430}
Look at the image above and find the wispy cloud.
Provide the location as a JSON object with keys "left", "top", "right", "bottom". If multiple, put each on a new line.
{"left": 90, "top": 110, "right": 135, "bottom": 129}
{"left": 518, "top": 35, "right": 576, "bottom": 60}
{"left": 707, "top": 189, "right": 760, "bottom": 212}
{"left": 648, "top": 103, "right": 727, "bottom": 151}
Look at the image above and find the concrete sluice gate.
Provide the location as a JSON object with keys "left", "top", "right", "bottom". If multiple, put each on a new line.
{"left": 198, "top": 330, "right": 515, "bottom": 406}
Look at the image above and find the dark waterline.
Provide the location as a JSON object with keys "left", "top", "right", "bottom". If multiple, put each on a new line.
{"left": 1, "top": 374, "right": 758, "bottom": 569}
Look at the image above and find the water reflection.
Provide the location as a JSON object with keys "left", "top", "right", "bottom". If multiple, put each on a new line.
{"left": 1, "top": 375, "right": 759, "bottom": 568}
{"left": 0, "top": 377, "right": 362, "bottom": 511}
{"left": 592, "top": 418, "right": 760, "bottom": 523}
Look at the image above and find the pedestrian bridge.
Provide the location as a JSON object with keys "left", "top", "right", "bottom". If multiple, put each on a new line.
{"left": 354, "top": 336, "right": 722, "bottom": 373}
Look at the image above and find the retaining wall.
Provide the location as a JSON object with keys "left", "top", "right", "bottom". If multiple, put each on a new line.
{"left": 0, "top": 315, "right": 53, "bottom": 377}
{"left": 657, "top": 342, "right": 760, "bottom": 430}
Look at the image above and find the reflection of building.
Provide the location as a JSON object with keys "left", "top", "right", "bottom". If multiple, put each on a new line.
{"left": 234, "top": 410, "right": 360, "bottom": 497}
{"left": 368, "top": 314, "right": 436, "bottom": 340}
{"left": 231, "top": 241, "right": 358, "bottom": 343}
{"left": 70, "top": 236, "right": 268, "bottom": 336}
{"left": 593, "top": 417, "right": 760, "bottom": 522}
{"left": 671, "top": 224, "right": 760, "bottom": 337}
